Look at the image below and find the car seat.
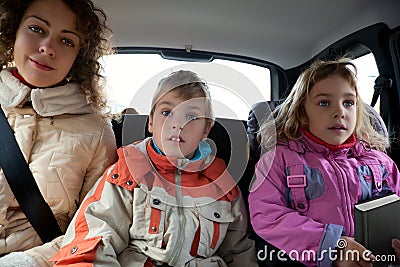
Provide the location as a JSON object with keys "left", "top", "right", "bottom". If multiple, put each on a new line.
{"left": 112, "top": 114, "right": 253, "bottom": 197}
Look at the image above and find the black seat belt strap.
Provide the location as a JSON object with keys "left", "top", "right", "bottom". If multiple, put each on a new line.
{"left": 371, "top": 75, "right": 392, "bottom": 108}
{"left": 0, "top": 106, "right": 62, "bottom": 243}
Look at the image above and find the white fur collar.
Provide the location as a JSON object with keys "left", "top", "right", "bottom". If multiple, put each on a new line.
{"left": 0, "top": 68, "right": 93, "bottom": 116}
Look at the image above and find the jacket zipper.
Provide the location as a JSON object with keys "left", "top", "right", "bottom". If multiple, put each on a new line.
{"left": 327, "top": 155, "right": 353, "bottom": 235}
{"left": 168, "top": 168, "right": 185, "bottom": 266}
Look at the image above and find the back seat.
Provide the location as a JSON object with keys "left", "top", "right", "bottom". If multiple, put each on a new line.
{"left": 110, "top": 102, "right": 388, "bottom": 266}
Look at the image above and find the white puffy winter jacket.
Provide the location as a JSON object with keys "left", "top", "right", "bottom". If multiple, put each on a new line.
{"left": 0, "top": 68, "right": 117, "bottom": 256}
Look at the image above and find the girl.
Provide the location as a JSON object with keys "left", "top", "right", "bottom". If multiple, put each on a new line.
{"left": 0, "top": 0, "right": 117, "bottom": 265}
{"left": 248, "top": 58, "right": 400, "bottom": 267}
{"left": 50, "top": 70, "right": 257, "bottom": 266}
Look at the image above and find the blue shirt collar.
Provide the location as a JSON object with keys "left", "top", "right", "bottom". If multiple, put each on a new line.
{"left": 151, "top": 138, "right": 211, "bottom": 162}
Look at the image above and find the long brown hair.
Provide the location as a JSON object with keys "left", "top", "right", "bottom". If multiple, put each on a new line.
{"left": 258, "top": 58, "right": 387, "bottom": 152}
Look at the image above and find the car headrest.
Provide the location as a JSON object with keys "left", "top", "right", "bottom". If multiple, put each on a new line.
{"left": 112, "top": 114, "right": 250, "bottom": 184}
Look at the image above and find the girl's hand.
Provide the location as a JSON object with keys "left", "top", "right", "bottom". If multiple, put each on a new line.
{"left": 392, "top": 239, "right": 400, "bottom": 260}
{"left": 333, "top": 236, "right": 375, "bottom": 267}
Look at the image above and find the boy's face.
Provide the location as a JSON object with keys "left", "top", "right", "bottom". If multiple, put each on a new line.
{"left": 304, "top": 74, "right": 357, "bottom": 145}
{"left": 148, "top": 90, "right": 212, "bottom": 159}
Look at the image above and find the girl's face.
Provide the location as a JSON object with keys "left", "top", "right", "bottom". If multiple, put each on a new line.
{"left": 304, "top": 74, "right": 357, "bottom": 145}
{"left": 148, "top": 90, "right": 212, "bottom": 159}
{"left": 13, "top": 0, "right": 81, "bottom": 88}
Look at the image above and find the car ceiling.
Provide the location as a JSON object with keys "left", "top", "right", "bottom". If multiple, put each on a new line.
{"left": 94, "top": 0, "right": 400, "bottom": 69}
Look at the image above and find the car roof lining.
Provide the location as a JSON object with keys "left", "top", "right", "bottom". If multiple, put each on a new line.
{"left": 95, "top": 0, "right": 400, "bottom": 69}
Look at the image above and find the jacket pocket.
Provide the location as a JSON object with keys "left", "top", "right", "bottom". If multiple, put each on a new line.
{"left": 50, "top": 237, "right": 101, "bottom": 265}
{"left": 196, "top": 201, "right": 234, "bottom": 257}
{"left": 143, "top": 195, "right": 166, "bottom": 248}
{"left": 357, "top": 160, "right": 390, "bottom": 201}
{"left": 186, "top": 255, "right": 228, "bottom": 267}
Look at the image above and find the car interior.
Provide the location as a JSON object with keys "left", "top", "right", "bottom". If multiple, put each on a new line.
{"left": 2, "top": 0, "right": 400, "bottom": 266}
{"left": 102, "top": 0, "right": 400, "bottom": 192}
{"left": 100, "top": 0, "right": 400, "bottom": 265}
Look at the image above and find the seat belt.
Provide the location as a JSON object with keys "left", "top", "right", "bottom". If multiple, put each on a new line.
{"left": 371, "top": 75, "right": 392, "bottom": 108}
{"left": 0, "top": 106, "right": 62, "bottom": 243}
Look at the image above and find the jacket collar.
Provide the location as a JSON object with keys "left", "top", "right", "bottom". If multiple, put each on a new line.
{"left": 115, "top": 138, "right": 239, "bottom": 200}
{"left": 119, "top": 138, "right": 216, "bottom": 179}
{"left": 0, "top": 68, "right": 93, "bottom": 116}
{"left": 119, "top": 138, "right": 233, "bottom": 182}
{"left": 288, "top": 134, "right": 367, "bottom": 158}
{"left": 302, "top": 128, "right": 356, "bottom": 150}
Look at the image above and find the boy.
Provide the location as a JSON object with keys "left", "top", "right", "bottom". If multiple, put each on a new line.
{"left": 51, "top": 70, "right": 257, "bottom": 266}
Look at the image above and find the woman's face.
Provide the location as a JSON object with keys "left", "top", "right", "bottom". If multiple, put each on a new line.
{"left": 13, "top": 0, "right": 81, "bottom": 88}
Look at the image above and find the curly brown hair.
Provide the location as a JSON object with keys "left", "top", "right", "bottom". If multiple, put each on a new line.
{"left": 0, "top": 0, "right": 114, "bottom": 114}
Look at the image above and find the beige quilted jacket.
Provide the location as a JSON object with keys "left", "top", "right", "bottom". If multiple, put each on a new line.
{"left": 0, "top": 68, "right": 117, "bottom": 257}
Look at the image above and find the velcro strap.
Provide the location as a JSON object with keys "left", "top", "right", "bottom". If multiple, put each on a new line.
{"left": 287, "top": 165, "right": 308, "bottom": 213}
{"left": 369, "top": 164, "right": 383, "bottom": 192}
{"left": 287, "top": 175, "right": 307, "bottom": 188}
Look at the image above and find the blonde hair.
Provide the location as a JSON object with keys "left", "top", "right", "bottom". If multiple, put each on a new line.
{"left": 150, "top": 70, "right": 214, "bottom": 128}
{"left": 258, "top": 58, "right": 387, "bottom": 152}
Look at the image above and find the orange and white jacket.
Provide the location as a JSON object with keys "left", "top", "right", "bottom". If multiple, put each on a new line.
{"left": 51, "top": 138, "right": 257, "bottom": 267}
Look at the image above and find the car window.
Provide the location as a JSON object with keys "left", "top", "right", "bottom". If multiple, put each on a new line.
{"left": 102, "top": 53, "right": 379, "bottom": 117}
{"left": 351, "top": 53, "right": 380, "bottom": 112}
{"left": 101, "top": 54, "right": 271, "bottom": 120}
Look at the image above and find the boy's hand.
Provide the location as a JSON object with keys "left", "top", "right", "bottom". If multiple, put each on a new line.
{"left": 333, "top": 236, "right": 375, "bottom": 267}
{"left": 392, "top": 239, "right": 400, "bottom": 260}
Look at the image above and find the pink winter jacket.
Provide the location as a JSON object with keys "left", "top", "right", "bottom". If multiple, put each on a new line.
{"left": 249, "top": 135, "right": 400, "bottom": 267}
